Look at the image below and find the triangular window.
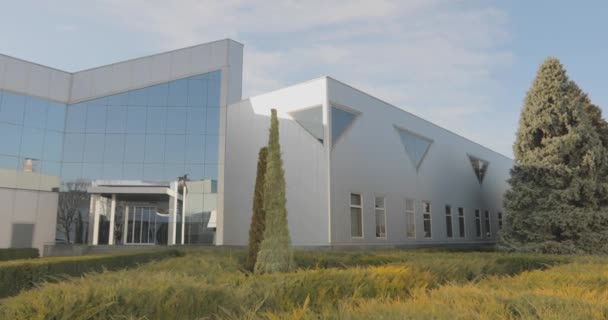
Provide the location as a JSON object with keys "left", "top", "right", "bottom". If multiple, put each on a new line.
{"left": 395, "top": 126, "right": 432, "bottom": 170}
{"left": 290, "top": 106, "right": 324, "bottom": 143}
{"left": 468, "top": 155, "right": 489, "bottom": 183}
{"left": 332, "top": 106, "right": 358, "bottom": 145}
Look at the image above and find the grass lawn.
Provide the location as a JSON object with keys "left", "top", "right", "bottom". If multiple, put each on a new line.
{"left": 0, "top": 248, "right": 606, "bottom": 319}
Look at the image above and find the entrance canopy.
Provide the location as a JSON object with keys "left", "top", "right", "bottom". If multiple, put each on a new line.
{"left": 88, "top": 180, "right": 186, "bottom": 246}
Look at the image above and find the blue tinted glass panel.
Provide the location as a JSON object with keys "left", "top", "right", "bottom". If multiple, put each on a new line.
{"left": 164, "top": 135, "right": 185, "bottom": 163}
{"left": 168, "top": 79, "right": 188, "bottom": 107}
{"left": 397, "top": 128, "right": 432, "bottom": 169}
{"left": 41, "top": 161, "right": 61, "bottom": 176}
{"left": 83, "top": 134, "right": 105, "bottom": 162}
{"left": 82, "top": 163, "right": 104, "bottom": 181}
{"left": 184, "top": 163, "right": 204, "bottom": 180}
{"left": 185, "top": 135, "right": 204, "bottom": 163}
{"left": 86, "top": 105, "right": 107, "bottom": 133}
{"left": 148, "top": 83, "right": 168, "bottom": 107}
{"left": 205, "top": 108, "right": 219, "bottom": 135}
{"left": 146, "top": 107, "right": 166, "bottom": 133}
{"left": 62, "top": 133, "right": 85, "bottom": 162}
{"left": 204, "top": 135, "right": 218, "bottom": 164}
{"left": 66, "top": 103, "right": 87, "bottom": 132}
{"left": 0, "top": 155, "right": 18, "bottom": 170}
{"left": 0, "top": 123, "right": 22, "bottom": 156}
{"left": 106, "top": 106, "right": 127, "bottom": 133}
{"left": 123, "top": 163, "right": 143, "bottom": 180}
{"left": 128, "top": 88, "right": 147, "bottom": 106}
{"left": 104, "top": 134, "right": 125, "bottom": 163}
{"left": 331, "top": 106, "right": 358, "bottom": 145}
{"left": 164, "top": 163, "right": 185, "bottom": 181}
{"left": 43, "top": 130, "right": 63, "bottom": 161}
{"left": 108, "top": 92, "right": 129, "bottom": 106}
{"left": 207, "top": 72, "right": 221, "bottom": 108}
{"left": 187, "top": 79, "right": 206, "bottom": 107}
{"left": 126, "top": 106, "right": 147, "bottom": 133}
{"left": 143, "top": 163, "right": 164, "bottom": 181}
{"left": 103, "top": 163, "right": 122, "bottom": 179}
{"left": 124, "top": 134, "right": 145, "bottom": 163}
{"left": 20, "top": 127, "right": 45, "bottom": 159}
{"left": 186, "top": 107, "right": 205, "bottom": 133}
{"left": 24, "top": 97, "right": 48, "bottom": 128}
{"left": 166, "top": 107, "right": 187, "bottom": 134}
{"left": 61, "top": 162, "right": 83, "bottom": 182}
{"left": 0, "top": 92, "right": 26, "bottom": 124}
{"left": 88, "top": 97, "right": 108, "bottom": 106}
{"left": 46, "top": 102, "right": 66, "bottom": 131}
{"left": 144, "top": 134, "right": 165, "bottom": 163}
{"left": 204, "top": 164, "right": 218, "bottom": 180}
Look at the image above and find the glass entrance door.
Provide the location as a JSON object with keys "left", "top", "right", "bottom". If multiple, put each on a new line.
{"left": 126, "top": 206, "right": 169, "bottom": 244}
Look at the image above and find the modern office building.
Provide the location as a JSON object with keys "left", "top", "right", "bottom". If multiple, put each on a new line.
{"left": 0, "top": 39, "right": 512, "bottom": 253}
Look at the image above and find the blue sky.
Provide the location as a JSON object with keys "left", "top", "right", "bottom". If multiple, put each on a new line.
{"left": 1, "top": 1, "right": 607, "bottom": 157}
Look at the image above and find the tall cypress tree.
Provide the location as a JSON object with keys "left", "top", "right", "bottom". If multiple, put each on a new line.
{"left": 245, "top": 147, "right": 268, "bottom": 271}
{"left": 254, "top": 109, "right": 294, "bottom": 274}
{"left": 501, "top": 57, "right": 608, "bottom": 253}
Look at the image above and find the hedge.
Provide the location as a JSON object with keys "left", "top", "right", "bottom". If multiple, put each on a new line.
{"left": 0, "top": 249, "right": 181, "bottom": 298}
{"left": 0, "top": 248, "right": 39, "bottom": 261}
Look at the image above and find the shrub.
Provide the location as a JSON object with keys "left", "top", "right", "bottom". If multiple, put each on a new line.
{"left": 0, "top": 248, "right": 39, "bottom": 261}
{"left": 0, "top": 249, "right": 180, "bottom": 298}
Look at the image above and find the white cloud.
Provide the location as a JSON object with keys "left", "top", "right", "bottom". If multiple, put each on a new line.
{"left": 44, "top": 0, "right": 515, "bottom": 155}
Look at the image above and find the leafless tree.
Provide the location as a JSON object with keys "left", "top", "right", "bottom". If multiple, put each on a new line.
{"left": 57, "top": 180, "right": 90, "bottom": 243}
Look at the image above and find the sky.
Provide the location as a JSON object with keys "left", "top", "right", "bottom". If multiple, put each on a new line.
{"left": 1, "top": 1, "right": 607, "bottom": 158}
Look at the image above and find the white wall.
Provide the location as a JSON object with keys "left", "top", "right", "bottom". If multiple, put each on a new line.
{"left": 0, "top": 54, "right": 71, "bottom": 103}
{"left": 223, "top": 78, "right": 330, "bottom": 246}
{"left": 0, "top": 188, "right": 58, "bottom": 254}
{"left": 327, "top": 78, "right": 512, "bottom": 245}
{"left": 69, "top": 39, "right": 243, "bottom": 104}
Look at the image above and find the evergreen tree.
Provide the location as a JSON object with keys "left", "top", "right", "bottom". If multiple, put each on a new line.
{"left": 254, "top": 109, "right": 295, "bottom": 273}
{"left": 501, "top": 57, "right": 608, "bottom": 253}
{"left": 245, "top": 147, "right": 268, "bottom": 271}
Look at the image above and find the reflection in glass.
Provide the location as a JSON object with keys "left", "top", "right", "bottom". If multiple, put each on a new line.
{"left": 84, "top": 134, "right": 105, "bottom": 162}
{"left": 0, "top": 123, "right": 22, "bottom": 156}
{"left": 0, "top": 92, "right": 26, "bottom": 124}
{"left": 104, "top": 134, "right": 125, "bottom": 163}
{"left": 126, "top": 107, "right": 146, "bottom": 133}
{"left": 62, "top": 133, "right": 85, "bottom": 162}
{"left": 24, "top": 97, "right": 48, "bottom": 128}
{"left": 166, "top": 107, "right": 187, "bottom": 134}
{"left": 205, "top": 108, "right": 219, "bottom": 135}
{"left": 46, "top": 103, "right": 66, "bottom": 131}
{"left": 146, "top": 107, "right": 166, "bottom": 133}
{"left": 106, "top": 106, "right": 127, "bottom": 133}
{"left": 185, "top": 135, "right": 205, "bottom": 163}
{"left": 144, "top": 134, "right": 165, "bottom": 163}
{"left": 164, "top": 135, "right": 186, "bottom": 163}
{"left": 124, "top": 134, "right": 146, "bottom": 163}
{"left": 65, "top": 103, "right": 87, "bottom": 132}
{"left": 20, "top": 127, "right": 45, "bottom": 159}
{"left": 86, "top": 105, "right": 107, "bottom": 133}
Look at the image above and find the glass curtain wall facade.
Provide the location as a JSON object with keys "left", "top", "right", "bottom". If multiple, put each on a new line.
{"left": 0, "top": 90, "right": 66, "bottom": 180}
{"left": 60, "top": 70, "right": 221, "bottom": 245}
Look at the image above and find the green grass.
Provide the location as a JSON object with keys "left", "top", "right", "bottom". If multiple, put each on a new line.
{"left": 0, "top": 249, "right": 605, "bottom": 319}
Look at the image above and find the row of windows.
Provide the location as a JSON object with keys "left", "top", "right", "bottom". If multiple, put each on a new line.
{"left": 349, "top": 193, "right": 504, "bottom": 240}
{"left": 65, "top": 105, "right": 219, "bottom": 134}
{"left": 0, "top": 90, "right": 66, "bottom": 130}
{"left": 62, "top": 133, "right": 218, "bottom": 164}
{"left": 61, "top": 162, "right": 218, "bottom": 182}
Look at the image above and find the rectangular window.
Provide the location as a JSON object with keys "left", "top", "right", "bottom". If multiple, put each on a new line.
{"left": 375, "top": 196, "right": 386, "bottom": 238}
{"left": 458, "top": 207, "right": 465, "bottom": 238}
{"left": 445, "top": 205, "right": 453, "bottom": 238}
{"left": 484, "top": 210, "right": 491, "bottom": 237}
{"left": 350, "top": 193, "right": 363, "bottom": 238}
{"left": 475, "top": 209, "right": 481, "bottom": 238}
{"left": 423, "top": 201, "right": 432, "bottom": 238}
{"left": 498, "top": 211, "right": 503, "bottom": 230}
{"left": 405, "top": 199, "right": 415, "bottom": 239}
